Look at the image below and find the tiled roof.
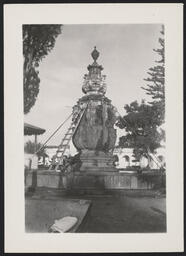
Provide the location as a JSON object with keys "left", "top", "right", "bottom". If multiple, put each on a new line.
{"left": 24, "top": 123, "right": 46, "bottom": 135}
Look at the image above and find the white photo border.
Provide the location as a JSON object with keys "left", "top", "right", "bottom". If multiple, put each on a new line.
{"left": 4, "top": 3, "right": 183, "bottom": 253}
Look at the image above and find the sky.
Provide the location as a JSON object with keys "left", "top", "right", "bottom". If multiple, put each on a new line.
{"left": 24, "top": 24, "right": 162, "bottom": 148}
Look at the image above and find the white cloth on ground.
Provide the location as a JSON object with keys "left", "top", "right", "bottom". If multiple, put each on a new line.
{"left": 49, "top": 216, "right": 78, "bottom": 233}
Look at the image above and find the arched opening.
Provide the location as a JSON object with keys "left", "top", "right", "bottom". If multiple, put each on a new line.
{"left": 124, "top": 155, "right": 129, "bottom": 161}
{"left": 123, "top": 155, "right": 130, "bottom": 168}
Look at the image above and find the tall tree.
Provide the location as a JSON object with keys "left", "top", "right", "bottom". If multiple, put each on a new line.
{"left": 24, "top": 140, "right": 46, "bottom": 157}
{"left": 142, "top": 26, "right": 165, "bottom": 125}
{"left": 23, "top": 25, "right": 62, "bottom": 114}
{"left": 117, "top": 100, "right": 164, "bottom": 159}
{"left": 117, "top": 27, "right": 165, "bottom": 160}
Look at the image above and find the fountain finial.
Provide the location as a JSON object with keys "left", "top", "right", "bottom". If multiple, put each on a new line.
{"left": 91, "top": 46, "right": 99, "bottom": 62}
{"left": 82, "top": 46, "right": 106, "bottom": 95}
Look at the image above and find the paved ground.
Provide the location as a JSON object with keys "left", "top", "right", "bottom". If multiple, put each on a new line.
{"left": 79, "top": 195, "right": 166, "bottom": 233}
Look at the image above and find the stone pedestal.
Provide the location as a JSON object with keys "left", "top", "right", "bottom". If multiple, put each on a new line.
{"left": 80, "top": 150, "right": 116, "bottom": 172}
{"left": 66, "top": 171, "right": 154, "bottom": 193}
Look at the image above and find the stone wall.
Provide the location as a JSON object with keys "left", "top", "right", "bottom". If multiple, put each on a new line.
{"left": 25, "top": 169, "right": 164, "bottom": 191}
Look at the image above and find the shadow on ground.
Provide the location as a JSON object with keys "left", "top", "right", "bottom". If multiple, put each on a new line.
{"left": 25, "top": 189, "right": 166, "bottom": 233}
{"left": 78, "top": 195, "right": 166, "bottom": 233}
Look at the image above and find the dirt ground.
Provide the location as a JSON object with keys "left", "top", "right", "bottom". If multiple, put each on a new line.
{"left": 25, "top": 197, "right": 91, "bottom": 233}
{"left": 25, "top": 190, "right": 166, "bottom": 233}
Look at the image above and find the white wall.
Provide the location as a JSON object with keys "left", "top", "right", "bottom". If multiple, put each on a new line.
{"left": 114, "top": 147, "right": 165, "bottom": 169}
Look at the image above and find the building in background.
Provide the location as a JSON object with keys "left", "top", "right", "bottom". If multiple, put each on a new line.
{"left": 113, "top": 146, "right": 165, "bottom": 171}
{"left": 24, "top": 123, "right": 46, "bottom": 170}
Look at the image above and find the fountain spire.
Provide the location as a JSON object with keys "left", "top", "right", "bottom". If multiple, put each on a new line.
{"left": 82, "top": 47, "right": 106, "bottom": 95}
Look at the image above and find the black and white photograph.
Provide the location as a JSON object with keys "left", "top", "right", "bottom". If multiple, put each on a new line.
{"left": 4, "top": 3, "right": 183, "bottom": 253}
{"left": 24, "top": 24, "right": 166, "bottom": 233}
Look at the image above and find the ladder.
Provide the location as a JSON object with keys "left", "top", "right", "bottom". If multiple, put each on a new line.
{"left": 49, "top": 102, "right": 89, "bottom": 171}
{"left": 146, "top": 147, "right": 163, "bottom": 169}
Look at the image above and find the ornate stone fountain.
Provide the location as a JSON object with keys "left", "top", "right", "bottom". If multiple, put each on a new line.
{"left": 25, "top": 48, "right": 153, "bottom": 193}
{"left": 72, "top": 47, "right": 120, "bottom": 173}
